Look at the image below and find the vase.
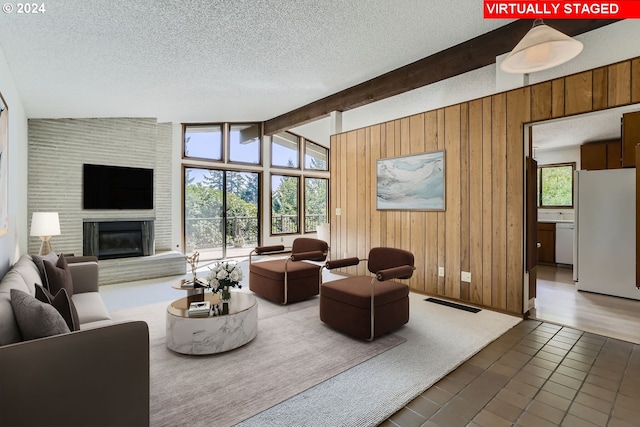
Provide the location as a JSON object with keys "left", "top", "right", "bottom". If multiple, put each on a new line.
{"left": 221, "top": 286, "right": 231, "bottom": 303}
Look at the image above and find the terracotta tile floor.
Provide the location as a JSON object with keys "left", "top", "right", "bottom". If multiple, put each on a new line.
{"left": 379, "top": 320, "right": 640, "bottom": 427}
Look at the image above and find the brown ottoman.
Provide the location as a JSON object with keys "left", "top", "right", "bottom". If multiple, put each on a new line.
{"left": 320, "top": 276, "right": 409, "bottom": 340}
{"left": 249, "top": 259, "right": 321, "bottom": 304}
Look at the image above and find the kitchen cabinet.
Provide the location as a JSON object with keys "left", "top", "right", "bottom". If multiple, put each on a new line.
{"left": 580, "top": 140, "right": 621, "bottom": 170}
{"left": 537, "top": 222, "right": 556, "bottom": 264}
{"left": 622, "top": 111, "right": 640, "bottom": 168}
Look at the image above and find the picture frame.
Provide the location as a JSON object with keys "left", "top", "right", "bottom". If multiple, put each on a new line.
{"left": 376, "top": 150, "right": 445, "bottom": 211}
{"left": 0, "top": 92, "right": 8, "bottom": 237}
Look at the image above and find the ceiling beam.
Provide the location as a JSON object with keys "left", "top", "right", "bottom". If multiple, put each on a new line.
{"left": 264, "top": 19, "right": 620, "bottom": 135}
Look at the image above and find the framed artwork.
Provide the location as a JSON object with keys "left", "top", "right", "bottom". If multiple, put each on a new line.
{"left": 0, "top": 92, "right": 7, "bottom": 236}
{"left": 376, "top": 150, "right": 445, "bottom": 211}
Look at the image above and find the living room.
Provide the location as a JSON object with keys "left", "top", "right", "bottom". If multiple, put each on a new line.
{"left": 1, "top": 4, "right": 640, "bottom": 427}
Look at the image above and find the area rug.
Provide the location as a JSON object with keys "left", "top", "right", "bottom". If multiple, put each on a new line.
{"left": 110, "top": 295, "right": 405, "bottom": 427}
{"left": 236, "top": 292, "right": 522, "bottom": 427}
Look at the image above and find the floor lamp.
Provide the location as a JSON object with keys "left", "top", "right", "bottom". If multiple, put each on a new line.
{"left": 30, "top": 212, "right": 61, "bottom": 255}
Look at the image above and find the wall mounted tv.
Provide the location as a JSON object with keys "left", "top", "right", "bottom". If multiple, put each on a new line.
{"left": 83, "top": 164, "right": 154, "bottom": 210}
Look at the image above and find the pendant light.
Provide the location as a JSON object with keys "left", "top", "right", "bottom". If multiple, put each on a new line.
{"left": 500, "top": 19, "right": 584, "bottom": 74}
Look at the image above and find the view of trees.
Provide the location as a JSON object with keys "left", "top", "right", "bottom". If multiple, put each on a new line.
{"left": 538, "top": 164, "right": 573, "bottom": 207}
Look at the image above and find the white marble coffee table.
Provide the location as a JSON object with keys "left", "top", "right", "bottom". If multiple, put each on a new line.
{"left": 166, "top": 292, "right": 258, "bottom": 355}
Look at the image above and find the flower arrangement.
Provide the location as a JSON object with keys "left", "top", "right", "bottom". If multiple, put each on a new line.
{"left": 207, "top": 261, "right": 243, "bottom": 301}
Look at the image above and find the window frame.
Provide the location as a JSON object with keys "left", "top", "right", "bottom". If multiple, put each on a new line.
{"left": 303, "top": 177, "right": 329, "bottom": 233}
{"left": 271, "top": 131, "right": 301, "bottom": 169}
{"left": 227, "top": 122, "right": 263, "bottom": 166}
{"left": 304, "top": 140, "right": 329, "bottom": 171}
{"left": 270, "top": 173, "right": 301, "bottom": 235}
{"left": 537, "top": 162, "right": 576, "bottom": 209}
{"left": 182, "top": 123, "right": 224, "bottom": 163}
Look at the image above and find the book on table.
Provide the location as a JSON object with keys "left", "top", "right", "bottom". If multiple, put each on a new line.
{"left": 187, "top": 301, "right": 211, "bottom": 317}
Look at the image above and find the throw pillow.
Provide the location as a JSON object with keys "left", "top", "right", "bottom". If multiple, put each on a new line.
{"left": 34, "top": 284, "right": 80, "bottom": 331}
{"left": 10, "top": 289, "right": 70, "bottom": 341}
{"left": 43, "top": 253, "right": 73, "bottom": 296}
{"left": 31, "top": 252, "right": 59, "bottom": 289}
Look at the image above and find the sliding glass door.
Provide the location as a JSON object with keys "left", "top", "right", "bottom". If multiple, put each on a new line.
{"left": 184, "top": 167, "right": 260, "bottom": 260}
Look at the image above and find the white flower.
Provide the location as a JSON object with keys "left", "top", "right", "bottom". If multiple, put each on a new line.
{"left": 209, "top": 278, "right": 220, "bottom": 291}
{"left": 216, "top": 269, "right": 228, "bottom": 280}
{"left": 230, "top": 269, "right": 240, "bottom": 282}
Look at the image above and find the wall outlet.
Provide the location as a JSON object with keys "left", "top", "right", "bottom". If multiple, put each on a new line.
{"left": 461, "top": 271, "right": 471, "bottom": 282}
{"left": 438, "top": 267, "right": 445, "bottom": 277}
{"left": 335, "top": 208, "right": 342, "bottom": 216}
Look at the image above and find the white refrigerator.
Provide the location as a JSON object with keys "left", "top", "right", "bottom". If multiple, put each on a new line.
{"left": 574, "top": 168, "right": 639, "bottom": 300}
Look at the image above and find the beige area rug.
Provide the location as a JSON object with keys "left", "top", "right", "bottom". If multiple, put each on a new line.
{"left": 110, "top": 295, "right": 405, "bottom": 427}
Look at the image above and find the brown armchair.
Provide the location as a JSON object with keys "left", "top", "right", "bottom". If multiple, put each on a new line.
{"left": 249, "top": 238, "right": 328, "bottom": 304}
{"left": 321, "top": 247, "right": 414, "bottom": 341}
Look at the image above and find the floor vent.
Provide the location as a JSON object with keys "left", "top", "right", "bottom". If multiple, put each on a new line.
{"left": 425, "top": 298, "right": 481, "bottom": 313}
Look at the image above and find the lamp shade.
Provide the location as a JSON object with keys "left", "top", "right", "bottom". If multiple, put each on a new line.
{"left": 30, "top": 212, "right": 61, "bottom": 237}
{"left": 500, "top": 19, "right": 583, "bottom": 74}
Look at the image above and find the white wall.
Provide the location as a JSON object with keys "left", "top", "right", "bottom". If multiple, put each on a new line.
{"left": 0, "top": 44, "right": 28, "bottom": 276}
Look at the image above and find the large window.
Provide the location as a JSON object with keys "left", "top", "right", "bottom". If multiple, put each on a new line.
{"left": 184, "top": 125, "right": 222, "bottom": 161}
{"left": 229, "top": 123, "right": 261, "bottom": 165}
{"left": 304, "top": 178, "right": 328, "bottom": 232}
{"left": 271, "top": 131, "right": 299, "bottom": 168}
{"left": 537, "top": 163, "right": 575, "bottom": 208}
{"left": 271, "top": 175, "right": 299, "bottom": 234}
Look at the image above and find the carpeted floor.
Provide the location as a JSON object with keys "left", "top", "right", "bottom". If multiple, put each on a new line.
{"left": 104, "top": 261, "right": 521, "bottom": 426}
{"left": 110, "top": 295, "right": 405, "bottom": 427}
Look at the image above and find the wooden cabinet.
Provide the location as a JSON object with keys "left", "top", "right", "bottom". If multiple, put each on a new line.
{"left": 580, "top": 140, "right": 621, "bottom": 170}
{"left": 622, "top": 111, "right": 640, "bottom": 168}
{"left": 537, "top": 222, "right": 556, "bottom": 264}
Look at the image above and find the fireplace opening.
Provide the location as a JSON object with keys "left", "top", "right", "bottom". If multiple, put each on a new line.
{"left": 83, "top": 219, "right": 154, "bottom": 260}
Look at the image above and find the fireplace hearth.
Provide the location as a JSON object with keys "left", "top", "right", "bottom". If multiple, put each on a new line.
{"left": 83, "top": 219, "right": 154, "bottom": 260}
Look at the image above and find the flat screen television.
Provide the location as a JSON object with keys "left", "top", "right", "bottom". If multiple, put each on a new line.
{"left": 83, "top": 164, "right": 154, "bottom": 209}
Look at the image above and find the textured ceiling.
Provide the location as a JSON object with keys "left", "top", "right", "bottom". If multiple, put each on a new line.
{"left": 0, "top": 0, "right": 513, "bottom": 122}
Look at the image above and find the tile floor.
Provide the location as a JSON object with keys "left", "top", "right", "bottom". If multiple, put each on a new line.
{"left": 380, "top": 320, "right": 640, "bottom": 427}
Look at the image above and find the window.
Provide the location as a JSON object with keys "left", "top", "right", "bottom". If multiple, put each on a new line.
{"left": 537, "top": 163, "right": 575, "bottom": 208}
{"left": 304, "top": 178, "right": 328, "bottom": 232}
{"left": 184, "top": 125, "right": 222, "bottom": 161}
{"left": 305, "top": 140, "right": 328, "bottom": 171}
{"left": 271, "top": 131, "right": 299, "bottom": 168}
{"left": 271, "top": 174, "right": 299, "bottom": 234}
{"left": 229, "top": 123, "right": 261, "bottom": 164}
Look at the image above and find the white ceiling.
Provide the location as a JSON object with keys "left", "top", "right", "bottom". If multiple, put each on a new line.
{"left": 0, "top": 0, "right": 513, "bottom": 123}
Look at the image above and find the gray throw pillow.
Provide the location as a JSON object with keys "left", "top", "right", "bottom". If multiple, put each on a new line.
{"left": 34, "top": 284, "right": 80, "bottom": 332}
{"left": 10, "top": 288, "right": 70, "bottom": 341}
{"left": 43, "top": 253, "right": 73, "bottom": 296}
{"left": 31, "top": 252, "right": 59, "bottom": 289}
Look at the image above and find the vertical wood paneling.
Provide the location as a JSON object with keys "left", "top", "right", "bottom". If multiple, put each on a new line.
{"left": 482, "top": 97, "right": 493, "bottom": 306}
{"left": 436, "top": 109, "right": 446, "bottom": 295}
{"left": 593, "top": 67, "right": 608, "bottom": 111}
{"left": 409, "top": 114, "right": 426, "bottom": 292}
{"left": 552, "top": 78, "right": 565, "bottom": 118}
{"left": 492, "top": 93, "right": 507, "bottom": 310}
{"left": 506, "top": 88, "right": 529, "bottom": 314}
{"left": 327, "top": 55, "right": 640, "bottom": 316}
{"left": 565, "top": 71, "right": 593, "bottom": 115}
{"left": 531, "top": 82, "right": 552, "bottom": 122}
{"left": 369, "top": 126, "right": 381, "bottom": 250}
{"left": 356, "top": 128, "right": 367, "bottom": 276}
{"left": 633, "top": 58, "right": 640, "bottom": 103}
{"left": 468, "top": 99, "right": 484, "bottom": 304}
{"left": 445, "top": 105, "right": 461, "bottom": 299}
{"left": 339, "top": 133, "right": 348, "bottom": 264}
{"left": 460, "top": 103, "right": 470, "bottom": 301}
{"left": 346, "top": 131, "right": 358, "bottom": 275}
{"left": 608, "top": 61, "right": 631, "bottom": 107}
{"left": 425, "top": 111, "right": 439, "bottom": 295}
{"left": 329, "top": 134, "right": 338, "bottom": 261}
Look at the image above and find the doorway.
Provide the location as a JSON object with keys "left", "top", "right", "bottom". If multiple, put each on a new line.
{"left": 184, "top": 167, "right": 260, "bottom": 261}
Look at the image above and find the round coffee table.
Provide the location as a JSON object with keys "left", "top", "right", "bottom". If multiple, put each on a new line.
{"left": 166, "top": 292, "right": 258, "bottom": 355}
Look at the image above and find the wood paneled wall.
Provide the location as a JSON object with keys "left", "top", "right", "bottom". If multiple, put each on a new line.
{"left": 329, "top": 56, "right": 640, "bottom": 315}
